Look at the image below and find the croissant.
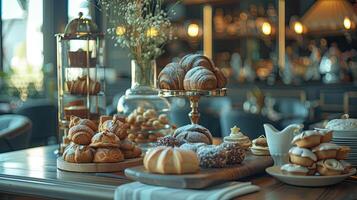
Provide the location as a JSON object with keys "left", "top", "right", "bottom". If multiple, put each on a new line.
{"left": 66, "top": 76, "right": 101, "bottom": 95}
{"left": 158, "top": 62, "right": 185, "bottom": 90}
{"left": 179, "top": 54, "right": 215, "bottom": 72}
{"left": 90, "top": 130, "right": 120, "bottom": 148}
{"left": 213, "top": 67, "right": 227, "bottom": 88}
{"left": 69, "top": 116, "right": 97, "bottom": 132}
{"left": 99, "top": 115, "right": 129, "bottom": 140}
{"left": 68, "top": 124, "right": 95, "bottom": 145}
{"left": 183, "top": 66, "right": 217, "bottom": 90}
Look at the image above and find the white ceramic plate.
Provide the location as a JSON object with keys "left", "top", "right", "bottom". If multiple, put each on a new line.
{"left": 266, "top": 166, "right": 356, "bottom": 187}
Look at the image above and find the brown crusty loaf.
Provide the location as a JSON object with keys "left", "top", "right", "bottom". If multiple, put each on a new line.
{"left": 158, "top": 62, "right": 186, "bottom": 90}
{"left": 183, "top": 66, "right": 217, "bottom": 90}
{"left": 144, "top": 146, "right": 199, "bottom": 174}
{"left": 62, "top": 143, "right": 95, "bottom": 163}
{"left": 173, "top": 124, "right": 213, "bottom": 144}
{"left": 68, "top": 124, "right": 95, "bottom": 145}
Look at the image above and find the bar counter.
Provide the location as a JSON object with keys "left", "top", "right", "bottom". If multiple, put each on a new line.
{"left": 0, "top": 146, "right": 356, "bottom": 200}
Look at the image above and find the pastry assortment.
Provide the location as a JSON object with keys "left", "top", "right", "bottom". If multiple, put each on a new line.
{"left": 126, "top": 107, "right": 171, "bottom": 144}
{"left": 281, "top": 129, "right": 352, "bottom": 176}
{"left": 158, "top": 54, "right": 227, "bottom": 91}
{"left": 144, "top": 146, "right": 200, "bottom": 174}
{"left": 62, "top": 115, "right": 142, "bottom": 164}
{"left": 66, "top": 75, "right": 101, "bottom": 95}
{"left": 223, "top": 126, "right": 252, "bottom": 150}
{"left": 250, "top": 135, "right": 270, "bottom": 156}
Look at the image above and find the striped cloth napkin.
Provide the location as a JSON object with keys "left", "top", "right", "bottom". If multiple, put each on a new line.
{"left": 115, "top": 181, "right": 260, "bottom": 200}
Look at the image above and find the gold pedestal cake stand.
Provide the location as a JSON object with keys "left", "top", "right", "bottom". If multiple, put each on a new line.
{"left": 158, "top": 88, "right": 227, "bottom": 124}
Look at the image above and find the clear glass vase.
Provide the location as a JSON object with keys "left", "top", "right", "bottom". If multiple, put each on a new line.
{"left": 117, "top": 60, "right": 170, "bottom": 115}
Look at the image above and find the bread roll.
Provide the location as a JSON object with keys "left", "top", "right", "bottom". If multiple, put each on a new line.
{"left": 144, "top": 146, "right": 199, "bottom": 174}
{"left": 173, "top": 124, "right": 213, "bottom": 144}
{"left": 183, "top": 66, "right": 217, "bottom": 90}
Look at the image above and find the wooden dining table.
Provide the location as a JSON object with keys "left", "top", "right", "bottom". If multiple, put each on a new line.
{"left": 0, "top": 145, "right": 356, "bottom": 200}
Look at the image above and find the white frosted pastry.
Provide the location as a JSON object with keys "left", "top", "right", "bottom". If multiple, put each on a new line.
{"left": 289, "top": 147, "right": 317, "bottom": 161}
{"left": 281, "top": 164, "right": 309, "bottom": 175}
{"left": 223, "top": 126, "right": 252, "bottom": 149}
{"left": 326, "top": 114, "right": 357, "bottom": 130}
{"left": 312, "top": 143, "right": 339, "bottom": 152}
{"left": 291, "top": 130, "right": 321, "bottom": 148}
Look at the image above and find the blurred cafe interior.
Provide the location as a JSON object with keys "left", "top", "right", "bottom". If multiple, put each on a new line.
{"left": 1, "top": 0, "right": 357, "bottom": 146}
{"left": 0, "top": 0, "right": 356, "bottom": 199}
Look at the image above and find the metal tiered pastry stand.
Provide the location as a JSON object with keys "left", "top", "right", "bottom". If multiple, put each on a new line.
{"left": 158, "top": 88, "right": 227, "bottom": 124}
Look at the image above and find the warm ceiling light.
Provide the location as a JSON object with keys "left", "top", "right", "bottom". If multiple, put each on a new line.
{"left": 187, "top": 23, "right": 200, "bottom": 37}
{"left": 116, "top": 26, "right": 126, "bottom": 36}
{"left": 294, "top": 22, "right": 303, "bottom": 34}
{"left": 261, "top": 22, "right": 271, "bottom": 35}
{"left": 147, "top": 27, "right": 158, "bottom": 37}
{"left": 344, "top": 17, "right": 351, "bottom": 30}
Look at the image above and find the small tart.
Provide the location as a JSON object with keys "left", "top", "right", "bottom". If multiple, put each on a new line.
{"left": 289, "top": 147, "right": 317, "bottom": 167}
{"left": 315, "top": 128, "right": 333, "bottom": 143}
{"left": 223, "top": 126, "right": 252, "bottom": 149}
{"left": 291, "top": 130, "right": 321, "bottom": 148}
{"left": 281, "top": 164, "right": 309, "bottom": 176}
{"left": 317, "top": 159, "right": 344, "bottom": 176}
{"left": 312, "top": 143, "right": 339, "bottom": 160}
{"left": 336, "top": 146, "right": 351, "bottom": 160}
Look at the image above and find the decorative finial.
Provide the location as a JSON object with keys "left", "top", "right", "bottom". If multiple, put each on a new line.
{"left": 342, "top": 114, "right": 349, "bottom": 119}
{"left": 78, "top": 12, "right": 83, "bottom": 18}
{"left": 230, "top": 126, "right": 240, "bottom": 134}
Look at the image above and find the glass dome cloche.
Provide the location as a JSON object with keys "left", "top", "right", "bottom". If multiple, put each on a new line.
{"left": 56, "top": 12, "right": 106, "bottom": 154}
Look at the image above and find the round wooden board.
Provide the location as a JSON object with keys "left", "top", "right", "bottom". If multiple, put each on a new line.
{"left": 57, "top": 157, "right": 143, "bottom": 172}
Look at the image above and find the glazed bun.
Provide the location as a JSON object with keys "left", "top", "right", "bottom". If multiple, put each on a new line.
{"left": 183, "top": 66, "right": 217, "bottom": 90}
{"left": 144, "top": 146, "right": 199, "bottom": 174}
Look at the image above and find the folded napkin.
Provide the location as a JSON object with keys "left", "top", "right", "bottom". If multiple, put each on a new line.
{"left": 115, "top": 181, "right": 259, "bottom": 200}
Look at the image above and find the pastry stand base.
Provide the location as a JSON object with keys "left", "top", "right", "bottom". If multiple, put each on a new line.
{"left": 159, "top": 88, "right": 227, "bottom": 124}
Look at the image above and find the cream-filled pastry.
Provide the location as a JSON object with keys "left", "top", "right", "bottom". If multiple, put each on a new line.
{"left": 250, "top": 135, "right": 270, "bottom": 156}
{"left": 223, "top": 126, "right": 251, "bottom": 149}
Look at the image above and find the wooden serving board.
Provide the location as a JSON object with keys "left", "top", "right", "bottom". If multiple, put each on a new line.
{"left": 57, "top": 157, "right": 143, "bottom": 172}
{"left": 125, "top": 153, "right": 273, "bottom": 189}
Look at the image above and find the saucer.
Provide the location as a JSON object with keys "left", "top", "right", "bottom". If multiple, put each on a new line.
{"left": 266, "top": 166, "right": 356, "bottom": 187}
